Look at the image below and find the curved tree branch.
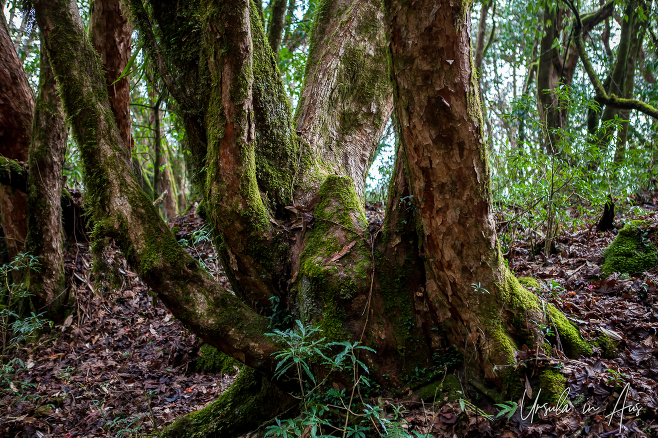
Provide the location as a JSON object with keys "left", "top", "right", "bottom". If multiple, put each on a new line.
{"left": 563, "top": 0, "right": 658, "bottom": 120}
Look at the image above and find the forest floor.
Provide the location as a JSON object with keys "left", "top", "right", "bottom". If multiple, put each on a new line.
{"left": 1, "top": 200, "right": 658, "bottom": 437}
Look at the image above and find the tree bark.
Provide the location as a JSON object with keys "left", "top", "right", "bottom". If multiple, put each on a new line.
{"left": 0, "top": 8, "right": 32, "bottom": 257}
{"left": 614, "top": 7, "right": 646, "bottom": 162}
{"left": 89, "top": 0, "right": 132, "bottom": 161}
{"left": 589, "top": 0, "right": 636, "bottom": 157}
{"left": 537, "top": 3, "right": 563, "bottom": 154}
{"left": 26, "top": 39, "right": 68, "bottom": 319}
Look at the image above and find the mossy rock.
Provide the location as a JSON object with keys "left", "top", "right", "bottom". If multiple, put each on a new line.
{"left": 518, "top": 276, "right": 542, "bottom": 290}
{"left": 596, "top": 334, "right": 619, "bottom": 359}
{"left": 602, "top": 221, "right": 657, "bottom": 276}
{"left": 416, "top": 374, "right": 462, "bottom": 401}
{"left": 538, "top": 369, "right": 566, "bottom": 404}
{"left": 196, "top": 344, "right": 242, "bottom": 375}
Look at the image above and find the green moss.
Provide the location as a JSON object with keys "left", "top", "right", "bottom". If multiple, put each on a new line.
{"left": 159, "top": 368, "right": 297, "bottom": 438}
{"left": 296, "top": 176, "right": 370, "bottom": 341}
{"left": 596, "top": 334, "right": 619, "bottom": 359}
{"left": 602, "top": 221, "right": 657, "bottom": 276}
{"left": 538, "top": 369, "right": 567, "bottom": 404}
{"left": 518, "top": 276, "right": 542, "bottom": 290}
{"left": 416, "top": 374, "right": 462, "bottom": 401}
{"left": 546, "top": 305, "right": 592, "bottom": 357}
{"left": 196, "top": 344, "right": 242, "bottom": 375}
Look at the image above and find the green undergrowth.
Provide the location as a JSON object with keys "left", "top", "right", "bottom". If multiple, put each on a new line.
{"left": 602, "top": 220, "right": 657, "bottom": 276}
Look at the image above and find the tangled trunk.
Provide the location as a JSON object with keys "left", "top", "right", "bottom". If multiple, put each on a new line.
{"left": 33, "top": 0, "right": 593, "bottom": 432}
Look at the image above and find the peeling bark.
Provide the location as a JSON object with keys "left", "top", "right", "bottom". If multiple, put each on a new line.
{"left": 0, "top": 9, "right": 32, "bottom": 257}
{"left": 385, "top": 0, "right": 589, "bottom": 381}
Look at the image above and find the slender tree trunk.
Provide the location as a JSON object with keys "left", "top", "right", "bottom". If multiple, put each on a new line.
{"left": 159, "top": 140, "right": 179, "bottom": 220}
{"left": 0, "top": 9, "right": 32, "bottom": 258}
{"left": 152, "top": 97, "right": 161, "bottom": 200}
{"left": 474, "top": 0, "right": 491, "bottom": 72}
{"left": 266, "top": 0, "right": 287, "bottom": 60}
{"left": 89, "top": 0, "right": 132, "bottom": 161}
{"left": 614, "top": 7, "right": 647, "bottom": 162}
{"left": 26, "top": 39, "right": 67, "bottom": 319}
{"left": 537, "top": 3, "right": 563, "bottom": 154}
{"left": 591, "top": 0, "right": 635, "bottom": 159}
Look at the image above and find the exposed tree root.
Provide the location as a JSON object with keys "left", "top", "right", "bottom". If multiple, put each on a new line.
{"left": 159, "top": 368, "right": 297, "bottom": 438}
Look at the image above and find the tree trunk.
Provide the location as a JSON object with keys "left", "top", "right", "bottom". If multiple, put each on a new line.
{"left": 588, "top": 0, "right": 636, "bottom": 159}
{"left": 0, "top": 9, "right": 32, "bottom": 258}
{"left": 537, "top": 3, "right": 563, "bottom": 154}
{"left": 266, "top": 0, "right": 287, "bottom": 60}
{"left": 89, "top": 0, "right": 132, "bottom": 160}
{"left": 614, "top": 13, "right": 645, "bottom": 162}
{"left": 384, "top": 0, "right": 590, "bottom": 381}
{"left": 294, "top": 0, "right": 393, "bottom": 204}
{"left": 473, "top": 0, "right": 491, "bottom": 72}
{"left": 25, "top": 39, "right": 68, "bottom": 319}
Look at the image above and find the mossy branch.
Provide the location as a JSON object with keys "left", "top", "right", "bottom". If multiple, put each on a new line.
{"left": 0, "top": 158, "right": 28, "bottom": 192}
{"left": 563, "top": 0, "right": 658, "bottom": 120}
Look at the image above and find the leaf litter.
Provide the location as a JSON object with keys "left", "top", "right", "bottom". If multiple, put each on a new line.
{"left": 2, "top": 200, "right": 658, "bottom": 437}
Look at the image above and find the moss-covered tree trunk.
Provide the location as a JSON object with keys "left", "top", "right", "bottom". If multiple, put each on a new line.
{"left": 34, "top": 0, "right": 595, "bottom": 433}
{"left": 0, "top": 9, "right": 32, "bottom": 258}
{"left": 25, "top": 39, "right": 68, "bottom": 318}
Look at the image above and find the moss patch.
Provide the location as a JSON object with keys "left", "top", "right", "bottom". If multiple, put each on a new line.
{"left": 602, "top": 221, "right": 657, "bottom": 276}
{"left": 518, "top": 276, "right": 541, "bottom": 290}
{"left": 196, "top": 344, "right": 242, "bottom": 375}
{"left": 538, "top": 369, "right": 567, "bottom": 404}
{"left": 596, "top": 334, "right": 619, "bottom": 359}
{"left": 416, "top": 374, "right": 462, "bottom": 401}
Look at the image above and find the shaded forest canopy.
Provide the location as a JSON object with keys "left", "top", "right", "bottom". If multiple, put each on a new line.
{"left": 0, "top": 0, "right": 658, "bottom": 436}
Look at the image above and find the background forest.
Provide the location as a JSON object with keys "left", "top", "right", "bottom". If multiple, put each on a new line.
{"left": 1, "top": 0, "right": 658, "bottom": 436}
